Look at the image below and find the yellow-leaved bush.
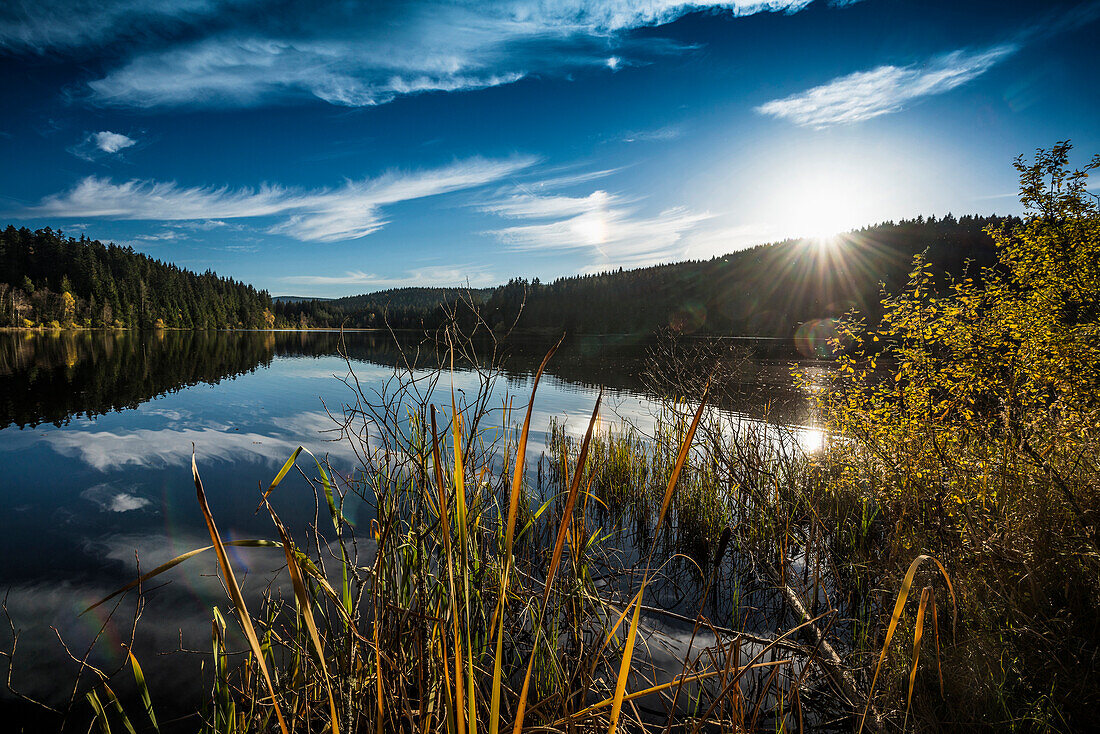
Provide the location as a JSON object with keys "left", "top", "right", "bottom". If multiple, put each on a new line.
{"left": 801, "top": 140, "right": 1100, "bottom": 723}
{"left": 809, "top": 143, "right": 1100, "bottom": 548}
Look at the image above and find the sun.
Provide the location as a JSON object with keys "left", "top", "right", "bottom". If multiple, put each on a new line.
{"left": 787, "top": 171, "right": 866, "bottom": 240}
{"left": 572, "top": 210, "right": 609, "bottom": 245}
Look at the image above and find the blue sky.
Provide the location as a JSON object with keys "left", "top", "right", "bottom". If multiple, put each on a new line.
{"left": 1, "top": 0, "right": 1098, "bottom": 297}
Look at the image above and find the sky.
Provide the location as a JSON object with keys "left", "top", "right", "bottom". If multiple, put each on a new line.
{"left": 1, "top": 0, "right": 1098, "bottom": 298}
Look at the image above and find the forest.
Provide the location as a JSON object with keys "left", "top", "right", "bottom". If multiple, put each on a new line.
{"left": 0, "top": 226, "right": 275, "bottom": 329}
{"left": 3, "top": 215, "right": 1013, "bottom": 337}
{"left": 276, "top": 214, "right": 1012, "bottom": 336}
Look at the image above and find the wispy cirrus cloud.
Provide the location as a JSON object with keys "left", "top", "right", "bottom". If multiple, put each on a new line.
{"left": 37, "top": 412, "right": 347, "bottom": 471}
{"left": 87, "top": 37, "right": 528, "bottom": 108}
{"left": 0, "top": 1, "right": 829, "bottom": 108}
{"left": 483, "top": 187, "right": 711, "bottom": 269}
{"left": 281, "top": 270, "right": 384, "bottom": 286}
{"left": 0, "top": 0, "right": 237, "bottom": 53}
{"left": 755, "top": 44, "right": 1016, "bottom": 127}
{"left": 620, "top": 124, "right": 683, "bottom": 143}
{"left": 281, "top": 264, "right": 496, "bottom": 289}
{"left": 133, "top": 229, "right": 184, "bottom": 242}
{"left": 22, "top": 156, "right": 535, "bottom": 242}
{"left": 482, "top": 189, "right": 627, "bottom": 220}
{"left": 172, "top": 219, "right": 230, "bottom": 230}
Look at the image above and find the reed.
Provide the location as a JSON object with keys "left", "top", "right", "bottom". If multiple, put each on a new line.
{"left": 78, "top": 332, "right": 857, "bottom": 733}
{"left": 70, "top": 317, "right": 1097, "bottom": 733}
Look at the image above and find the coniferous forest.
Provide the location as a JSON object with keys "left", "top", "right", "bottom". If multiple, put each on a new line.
{"left": 4, "top": 215, "right": 1011, "bottom": 337}
{"left": 0, "top": 226, "right": 275, "bottom": 329}
{"left": 275, "top": 214, "right": 1011, "bottom": 336}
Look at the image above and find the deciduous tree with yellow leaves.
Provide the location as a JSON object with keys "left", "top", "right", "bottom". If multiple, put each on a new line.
{"left": 809, "top": 142, "right": 1100, "bottom": 724}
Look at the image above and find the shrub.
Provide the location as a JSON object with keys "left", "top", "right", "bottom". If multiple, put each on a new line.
{"left": 811, "top": 142, "right": 1100, "bottom": 725}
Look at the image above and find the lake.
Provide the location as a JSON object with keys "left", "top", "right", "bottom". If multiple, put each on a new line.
{"left": 0, "top": 329, "right": 826, "bottom": 729}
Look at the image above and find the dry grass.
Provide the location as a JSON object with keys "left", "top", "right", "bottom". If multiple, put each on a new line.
{"left": 61, "top": 323, "right": 1092, "bottom": 733}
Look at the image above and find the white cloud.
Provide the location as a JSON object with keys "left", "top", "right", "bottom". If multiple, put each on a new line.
{"left": 483, "top": 188, "right": 711, "bottom": 269}
{"left": 59, "top": 1, "right": 819, "bottom": 108}
{"left": 282, "top": 270, "right": 384, "bottom": 286}
{"left": 30, "top": 176, "right": 291, "bottom": 219}
{"left": 68, "top": 130, "right": 139, "bottom": 161}
{"left": 282, "top": 264, "right": 496, "bottom": 289}
{"left": 620, "top": 125, "right": 683, "bottom": 143}
{"left": 134, "top": 229, "right": 183, "bottom": 242}
{"left": 502, "top": 1, "right": 815, "bottom": 33}
{"left": 24, "top": 156, "right": 535, "bottom": 242}
{"left": 677, "top": 222, "right": 779, "bottom": 258}
{"left": 92, "top": 130, "right": 137, "bottom": 153}
{"left": 520, "top": 167, "right": 622, "bottom": 190}
{"left": 174, "top": 219, "right": 229, "bottom": 230}
{"left": 81, "top": 483, "right": 152, "bottom": 512}
{"left": 755, "top": 45, "right": 1016, "bottom": 127}
{"left": 482, "top": 189, "right": 624, "bottom": 219}
{"left": 42, "top": 412, "right": 348, "bottom": 472}
{"left": 88, "top": 36, "right": 527, "bottom": 108}
{"left": 0, "top": 0, "right": 232, "bottom": 53}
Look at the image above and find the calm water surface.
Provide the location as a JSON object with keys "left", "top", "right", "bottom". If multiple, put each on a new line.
{"left": 0, "top": 329, "right": 823, "bottom": 727}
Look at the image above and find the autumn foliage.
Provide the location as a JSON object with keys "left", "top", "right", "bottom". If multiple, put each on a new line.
{"left": 813, "top": 143, "right": 1100, "bottom": 725}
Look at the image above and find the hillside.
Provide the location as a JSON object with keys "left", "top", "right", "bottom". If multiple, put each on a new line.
{"left": 274, "top": 286, "right": 492, "bottom": 329}
{"left": 331, "top": 287, "right": 492, "bottom": 311}
{"left": 2, "top": 215, "right": 1012, "bottom": 335}
{"left": 277, "top": 214, "right": 1012, "bottom": 336}
{"left": 0, "top": 226, "right": 275, "bottom": 329}
{"left": 273, "top": 295, "right": 333, "bottom": 303}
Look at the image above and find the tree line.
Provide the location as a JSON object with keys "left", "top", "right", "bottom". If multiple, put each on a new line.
{"left": 0, "top": 226, "right": 276, "bottom": 329}
{"left": 3, "top": 215, "right": 1015, "bottom": 336}
{"left": 277, "top": 214, "right": 1013, "bottom": 336}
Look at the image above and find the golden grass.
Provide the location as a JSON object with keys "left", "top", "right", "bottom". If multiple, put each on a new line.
{"left": 70, "top": 334, "right": 1034, "bottom": 734}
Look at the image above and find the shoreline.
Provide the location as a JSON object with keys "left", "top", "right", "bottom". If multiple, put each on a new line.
{"left": 0, "top": 325, "right": 797, "bottom": 340}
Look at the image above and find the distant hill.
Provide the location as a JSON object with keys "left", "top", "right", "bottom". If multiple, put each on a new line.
{"left": 275, "top": 214, "right": 1014, "bottom": 336}
{"left": 273, "top": 295, "right": 333, "bottom": 303}
{"left": 276, "top": 286, "right": 492, "bottom": 329}
{"left": 3, "top": 216, "right": 1015, "bottom": 336}
{"left": 330, "top": 287, "right": 492, "bottom": 311}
